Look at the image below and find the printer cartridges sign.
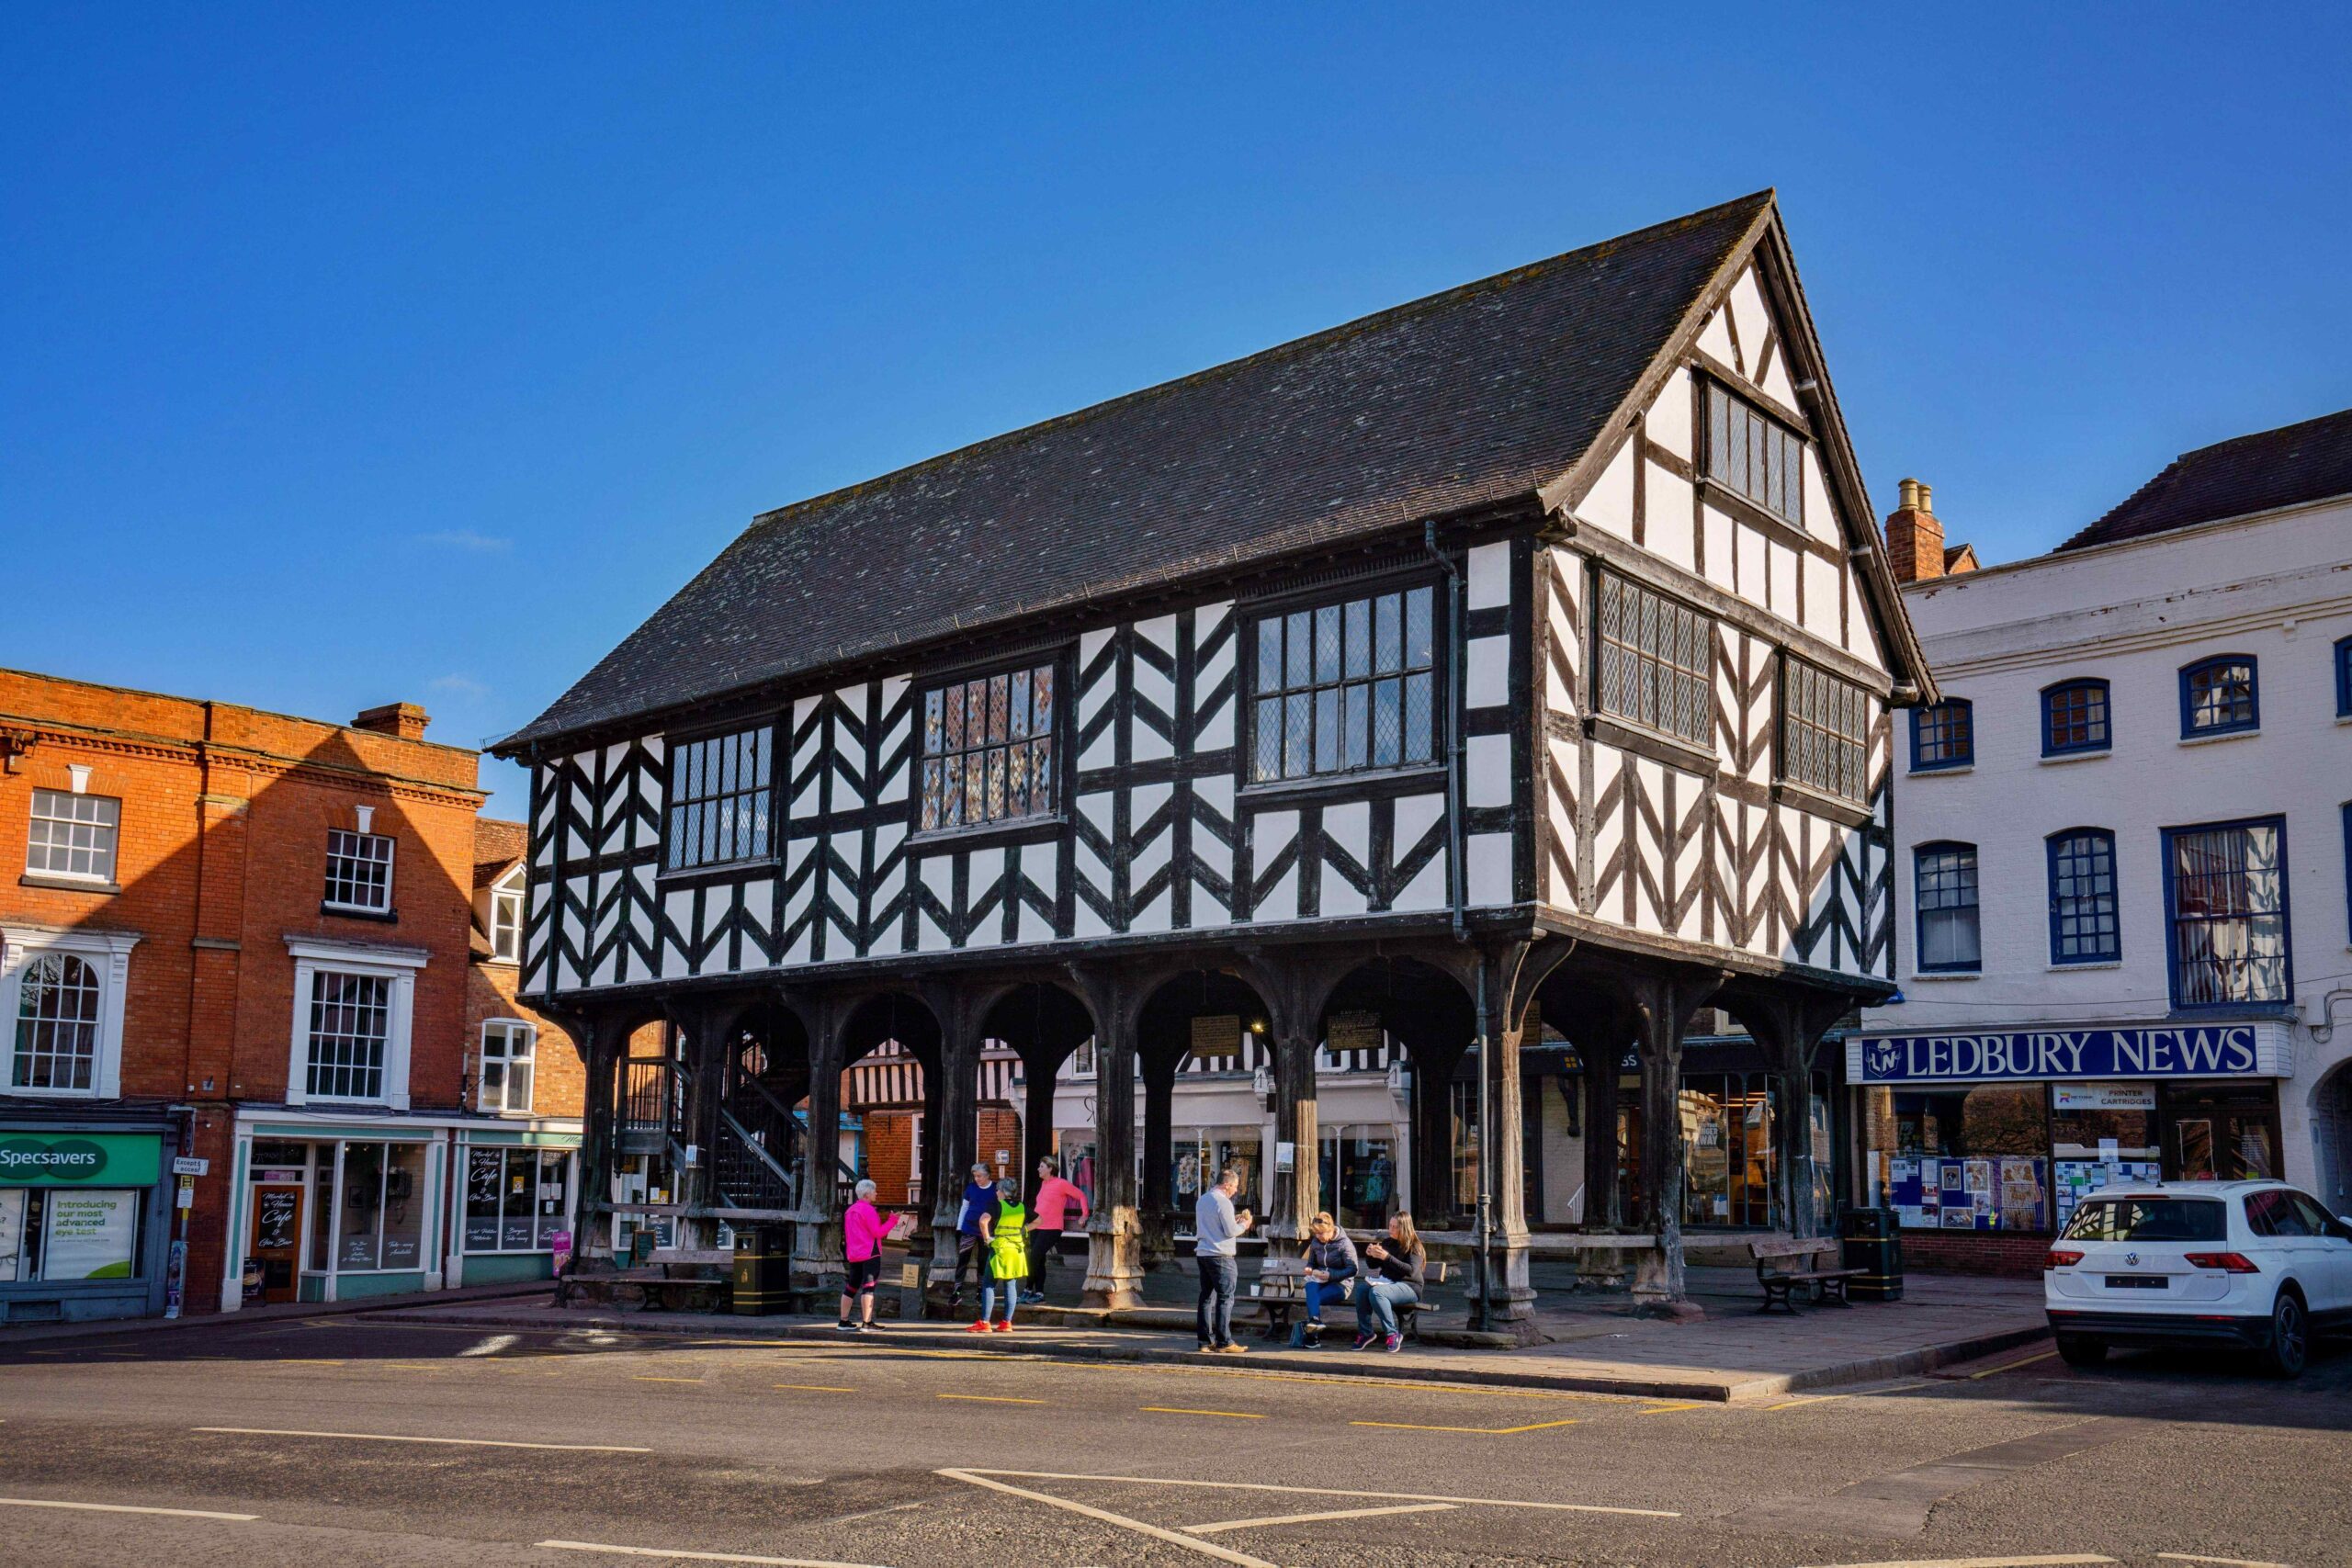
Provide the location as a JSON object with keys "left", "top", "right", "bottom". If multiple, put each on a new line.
{"left": 0, "top": 1134, "right": 162, "bottom": 1188}
{"left": 1850, "top": 1023, "right": 2286, "bottom": 1085}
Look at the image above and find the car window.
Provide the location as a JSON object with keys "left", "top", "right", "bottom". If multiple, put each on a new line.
{"left": 2060, "top": 1198, "right": 2227, "bottom": 1243}
{"left": 2243, "top": 1190, "right": 2290, "bottom": 1237}
{"left": 2287, "top": 1192, "right": 2342, "bottom": 1238}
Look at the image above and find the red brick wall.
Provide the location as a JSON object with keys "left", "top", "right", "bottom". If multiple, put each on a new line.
{"left": 0, "top": 669, "right": 485, "bottom": 1313}
{"left": 465, "top": 948, "right": 586, "bottom": 1121}
{"left": 1899, "top": 1231, "right": 2052, "bottom": 1279}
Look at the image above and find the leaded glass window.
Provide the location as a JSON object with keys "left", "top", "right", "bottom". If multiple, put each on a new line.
{"left": 1595, "top": 574, "right": 1713, "bottom": 747}
{"left": 921, "top": 662, "right": 1057, "bottom": 832}
{"left": 1704, "top": 381, "right": 1803, "bottom": 524}
{"left": 663, "top": 728, "right": 775, "bottom": 870}
{"left": 1250, "top": 584, "right": 1436, "bottom": 784}
{"left": 1781, "top": 659, "right": 1870, "bottom": 802}
{"left": 11, "top": 953, "right": 100, "bottom": 1091}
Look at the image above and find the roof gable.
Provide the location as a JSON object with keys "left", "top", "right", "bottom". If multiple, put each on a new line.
{"left": 503, "top": 193, "right": 1781, "bottom": 751}
{"left": 2058, "top": 407, "right": 2352, "bottom": 552}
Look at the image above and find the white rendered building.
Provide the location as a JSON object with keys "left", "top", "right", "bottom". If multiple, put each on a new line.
{"left": 1857, "top": 412, "right": 2352, "bottom": 1270}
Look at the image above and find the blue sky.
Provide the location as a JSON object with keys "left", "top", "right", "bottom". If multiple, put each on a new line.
{"left": 6, "top": 7, "right": 2347, "bottom": 812}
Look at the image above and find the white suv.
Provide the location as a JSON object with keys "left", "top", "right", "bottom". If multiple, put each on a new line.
{"left": 2044, "top": 1180, "right": 2352, "bottom": 1376}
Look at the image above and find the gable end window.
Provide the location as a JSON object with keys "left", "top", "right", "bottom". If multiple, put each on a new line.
{"left": 1702, "top": 380, "right": 1804, "bottom": 525}
{"left": 2041, "top": 679, "right": 2110, "bottom": 757}
{"left": 1914, "top": 842, "right": 1981, "bottom": 974}
{"left": 27, "top": 788, "right": 119, "bottom": 883}
{"left": 664, "top": 728, "right": 775, "bottom": 870}
{"left": 1781, "top": 659, "right": 1870, "bottom": 802}
{"left": 2179, "top": 655, "right": 2258, "bottom": 738}
{"left": 2046, "top": 829, "right": 2120, "bottom": 964}
{"left": 1595, "top": 573, "right": 1713, "bottom": 749}
{"left": 2335, "top": 637, "right": 2351, "bottom": 718}
{"left": 1250, "top": 585, "right": 1437, "bottom": 784}
{"left": 2163, "top": 816, "right": 2289, "bottom": 1008}
{"left": 921, "top": 661, "right": 1057, "bottom": 831}
{"left": 490, "top": 881, "right": 525, "bottom": 964}
{"left": 323, "top": 829, "right": 396, "bottom": 913}
{"left": 1909, "top": 698, "right": 1973, "bottom": 772}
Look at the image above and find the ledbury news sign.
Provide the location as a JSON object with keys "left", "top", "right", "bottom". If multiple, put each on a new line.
{"left": 1848, "top": 1021, "right": 2291, "bottom": 1086}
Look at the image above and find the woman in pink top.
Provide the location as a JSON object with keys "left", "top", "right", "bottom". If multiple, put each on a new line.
{"left": 1023, "top": 1158, "right": 1091, "bottom": 1303}
{"left": 838, "top": 1179, "right": 889, "bottom": 1333}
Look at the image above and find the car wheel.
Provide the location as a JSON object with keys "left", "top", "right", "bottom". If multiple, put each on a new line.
{"left": 2260, "top": 1290, "right": 2308, "bottom": 1378}
{"left": 2055, "top": 1335, "right": 2107, "bottom": 1368}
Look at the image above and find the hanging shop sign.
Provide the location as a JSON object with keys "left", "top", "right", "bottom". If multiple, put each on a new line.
{"left": 0, "top": 1133, "right": 163, "bottom": 1188}
{"left": 1849, "top": 1022, "right": 2288, "bottom": 1085}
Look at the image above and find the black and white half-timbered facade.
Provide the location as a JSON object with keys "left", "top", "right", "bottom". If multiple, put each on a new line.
{"left": 498, "top": 191, "right": 1936, "bottom": 1321}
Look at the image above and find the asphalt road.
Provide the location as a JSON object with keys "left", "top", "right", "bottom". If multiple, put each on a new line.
{"left": 1, "top": 1309, "right": 2347, "bottom": 1567}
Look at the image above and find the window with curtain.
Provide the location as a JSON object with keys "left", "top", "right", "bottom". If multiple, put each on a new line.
{"left": 1915, "top": 842, "right": 1981, "bottom": 973}
{"left": 664, "top": 728, "right": 775, "bottom": 869}
{"left": 920, "top": 661, "right": 1057, "bottom": 831}
{"left": 2041, "top": 679, "right": 2110, "bottom": 756}
{"left": 2046, "top": 829, "right": 2120, "bottom": 964}
{"left": 1250, "top": 584, "right": 1437, "bottom": 783}
{"left": 1596, "top": 573, "right": 1713, "bottom": 748}
{"left": 2179, "top": 656, "right": 2259, "bottom": 738}
{"left": 2165, "top": 817, "right": 2289, "bottom": 1006}
{"left": 11, "top": 953, "right": 101, "bottom": 1091}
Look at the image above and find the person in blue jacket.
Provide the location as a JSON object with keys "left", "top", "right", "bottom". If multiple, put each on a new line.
{"left": 950, "top": 1162, "right": 997, "bottom": 1307}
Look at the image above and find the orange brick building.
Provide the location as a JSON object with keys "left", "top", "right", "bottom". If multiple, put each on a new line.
{"left": 0, "top": 668, "right": 586, "bottom": 1322}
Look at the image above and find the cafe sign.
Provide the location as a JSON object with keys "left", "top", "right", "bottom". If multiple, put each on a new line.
{"left": 1849, "top": 1021, "right": 2289, "bottom": 1085}
{"left": 0, "top": 1133, "right": 163, "bottom": 1187}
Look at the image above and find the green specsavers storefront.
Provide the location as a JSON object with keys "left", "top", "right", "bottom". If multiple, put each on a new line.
{"left": 0, "top": 1121, "right": 175, "bottom": 1324}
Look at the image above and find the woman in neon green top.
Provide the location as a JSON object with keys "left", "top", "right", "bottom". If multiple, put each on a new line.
{"left": 971, "top": 1179, "right": 1028, "bottom": 1333}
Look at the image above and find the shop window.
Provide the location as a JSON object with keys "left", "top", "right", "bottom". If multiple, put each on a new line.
{"left": 663, "top": 726, "right": 775, "bottom": 870}
{"left": 1703, "top": 379, "right": 1804, "bottom": 523}
{"left": 1909, "top": 699, "right": 1973, "bottom": 772}
{"left": 1449, "top": 1077, "right": 1481, "bottom": 1213}
{"left": 1170, "top": 1128, "right": 1261, "bottom": 1221}
{"left": 2041, "top": 679, "right": 2110, "bottom": 757}
{"left": 1914, "top": 842, "right": 1981, "bottom": 973}
{"left": 323, "top": 829, "right": 395, "bottom": 914}
{"left": 0, "top": 1187, "right": 143, "bottom": 1282}
{"left": 1781, "top": 658, "right": 1870, "bottom": 802}
{"left": 332, "top": 1141, "right": 427, "bottom": 1272}
{"left": 26, "top": 788, "right": 119, "bottom": 883}
{"left": 921, "top": 661, "right": 1057, "bottom": 831}
{"left": 2179, "top": 655, "right": 2258, "bottom": 738}
{"left": 1680, "top": 1074, "right": 1776, "bottom": 1229}
{"left": 2164, "top": 816, "right": 2290, "bottom": 1008}
{"left": 1596, "top": 574, "right": 1713, "bottom": 748}
{"left": 1250, "top": 584, "right": 1437, "bottom": 783}
{"left": 490, "top": 882, "right": 525, "bottom": 964}
{"left": 2050, "top": 1082, "right": 2161, "bottom": 1229}
{"left": 464, "top": 1145, "right": 573, "bottom": 1253}
{"left": 479, "top": 1021, "right": 537, "bottom": 1114}
{"left": 2045, "top": 829, "right": 2120, "bottom": 964}
{"left": 1863, "top": 1083, "right": 2048, "bottom": 1231}
{"left": 1317, "top": 1127, "right": 1400, "bottom": 1232}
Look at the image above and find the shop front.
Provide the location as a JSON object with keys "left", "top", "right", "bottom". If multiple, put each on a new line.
{"left": 224, "top": 1111, "right": 448, "bottom": 1308}
{"left": 1849, "top": 1020, "right": 2293, "bottom": 1273}
{"left": 0, "top": 1119, "right": 175, "bottom": 1324}
{"left": 447, "top": 1126, "right": 580, "bottom": 1287}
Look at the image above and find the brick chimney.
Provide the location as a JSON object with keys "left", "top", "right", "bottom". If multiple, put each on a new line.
{"left": 352, "top": 702, "right": 431, "bottom": 741}
{"left": 1884, "top": 478, "right": 1946, "bottom": 583}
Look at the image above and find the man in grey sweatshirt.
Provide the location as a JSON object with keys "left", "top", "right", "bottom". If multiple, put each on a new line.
{"left": 1193, "top": 1167, "right": 1252, "bottom": 1353}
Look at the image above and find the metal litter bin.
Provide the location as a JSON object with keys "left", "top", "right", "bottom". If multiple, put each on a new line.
{"left": 732, "top": 1224, "right": 792, "bottom": 1315}
{"left": 1842, "top": 1206, "right": 1903, "bottom": 1302}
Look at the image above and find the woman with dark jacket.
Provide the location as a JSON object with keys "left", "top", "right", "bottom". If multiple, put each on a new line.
{"left": 1295, "top": 1212, "right": 1359, "bottom": 1345}
{"left": 1351, "top": 1212, "right": 1425, "bottom": 1353}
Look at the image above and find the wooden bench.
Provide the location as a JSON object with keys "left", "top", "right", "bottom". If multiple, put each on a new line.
{"left": 1238, "top": 1260, "right": 1453, "bottom": 1345}
{"left": 1751, "top": 1236, "right": 1862, "bottom": 1314}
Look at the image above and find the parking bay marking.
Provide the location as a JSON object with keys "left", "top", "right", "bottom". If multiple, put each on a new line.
{"left": 1187, "top": 1502, "right": 1456, "bottom": 1534}
{"left": 2156, "top": 1557, "right": 2292, "bottom": 1568}
{"left": 1797, "top": 1558, "right": 2117, "bottom": 1568}
{"left": 946, "top": 1469, "right": 1680, "bottom": 1518}
{"left": 1142, "top": 1406, "right": 1265, "bottom": 1420}
{"left": 0, "top": 1497, "right": 259, "bottom": 1522}
{"left": 194, "top": 1427, "right": 650, "bottom": 1453}
{"left": 538, "top": 1541, "right": 891, "bottom": 1567}
{"left": 1351, "top": 1416, "right": 1581, "bottom": 1436}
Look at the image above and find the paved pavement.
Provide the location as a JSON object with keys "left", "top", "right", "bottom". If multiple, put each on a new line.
{"left": 0, "top": 1304, "right": 2346, "bottom": 1565}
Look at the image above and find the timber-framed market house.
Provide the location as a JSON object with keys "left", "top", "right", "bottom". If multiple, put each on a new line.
{"left": 495, "top": 191, "right": 1936, "bottom": 1325}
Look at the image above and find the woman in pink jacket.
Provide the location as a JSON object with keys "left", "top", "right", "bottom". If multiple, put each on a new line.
{"left": 1023, "top": 1158, "right": 1091, "bottom": 1303}
{"left": 838, "top": 1179, "right": 890, "bottom": 1333}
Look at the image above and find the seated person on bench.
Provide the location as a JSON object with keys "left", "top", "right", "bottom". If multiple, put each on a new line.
{"left": 1296, "top": 1212, "right": 1359, "bottom": 1341}
{"left": 1351, "top": 1212, "right": 1425, "bottom": 1353}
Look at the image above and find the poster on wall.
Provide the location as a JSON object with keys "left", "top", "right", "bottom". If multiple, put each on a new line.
{"left": 41, "top": 1189, "right": 139, "bottom": 1280}
{"left": 0, "top": 1188, "right": 23, "bottom": 1281}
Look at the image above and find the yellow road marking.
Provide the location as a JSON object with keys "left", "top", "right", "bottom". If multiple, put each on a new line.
{"left": 1764, "top": 1393, "right": 1852, "bottom": 1412}
{"left": 1968, "top": 1349, "right": 2060, "bottom": 1380}
{"left": 193, "top": 1426, "right": 649, "bottom": 1453}
{"left": 1187, "top": 1501, "right": 1455, "bottom": 1534}
{"left": 954, "top": 1469, "right": 1678, "bottom": 1517}
{"left": 936, "top": 1393, "right": 1044, "bottom": 1404}
{"left": 2156, "top": 1556, "right": 2292, "bottom": 1567}
{"left": 1635, "top": 1402, "right": 1702, "bottom": 1415}
{"left": 276, "top": 1359, "right": 346, "bottom": 1366}
{"left": 773, "top": 1383, "right": 857, "bottom": 1393}
{"left": 1141, "top": 1406, "right": 1265, "bottom": 1419}
{"left": 631, "top": 1376, "right": 703, "bottom": 1384}
{"left": 1350, "top": 1416, "right": 1581, "bottom": 1436}
{"left": 1797, "top": 1557, "right": 2116, "bottom": 1568}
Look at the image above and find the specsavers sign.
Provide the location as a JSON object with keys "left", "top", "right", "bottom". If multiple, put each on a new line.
{"left": 1849, "top": 1021, "right": 2290, "bottom": 1085}
{"left": 0, "top": 1133, "right": 163, "bottom": 1188}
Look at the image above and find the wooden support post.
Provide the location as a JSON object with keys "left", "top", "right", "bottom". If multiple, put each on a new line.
{"left": 1624, "top": 964, "right": 1728, "bottom": 1312}
{"left": 1139, "top": 1046, "right": 1179, "bottom": 1269}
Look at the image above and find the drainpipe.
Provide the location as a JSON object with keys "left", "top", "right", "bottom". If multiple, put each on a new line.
{"left": 1425, "top": 522, "right": 1489, "bottom": 1327}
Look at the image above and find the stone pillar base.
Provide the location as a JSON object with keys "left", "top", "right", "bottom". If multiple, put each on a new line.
{"left": 1463, "top": 1235, "right": 1537, "bottom": 1323}
{"left": 1081, "top": 1206, "right": 1144, "bottom": 1309}
{"left": 1628, "top": 1235, "right": 1689, "bottom": 1310}
{"left": 791, "top": 1214, "right": 846, "bottom": 1295}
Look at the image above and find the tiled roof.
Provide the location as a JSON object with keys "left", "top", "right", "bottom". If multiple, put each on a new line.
{"left": 503, "top": 193, "right": 1778, "bottom": 750}
{"left": 2057, "top": 407, "right": 2352, "bottom": 553}
{"left": 473, "top": 817, "right": 526, "bottom": 888}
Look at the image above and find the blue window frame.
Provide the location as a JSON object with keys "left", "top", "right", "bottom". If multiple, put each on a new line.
{"left": 1909, "top": 699, "right": 1973, "bottom": 772}
{"left": 2344, "top": 802, "right": 2352, "bottom": 944}
{"left": 2179, "top": 655, "right": 2259, "bottom": 738}
{"left": 2161, "top": 815, "right": 2290, "bottom": 1008}
{"left": 1914, "top": 841, "right": 1981, "bottom": 973}
{"left": 2335, "top": 636, "right": 2351, "bottom": 718}
{"left": 2041, "top": 679, "right": 2110, "bottom": 756}
{"left": 2046, "top": 829, "right": 2120, "bottom": 964}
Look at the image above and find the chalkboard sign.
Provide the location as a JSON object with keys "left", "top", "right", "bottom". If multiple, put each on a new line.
{"left": 254, "top": 1189, "right": 299, "bottom": 1250}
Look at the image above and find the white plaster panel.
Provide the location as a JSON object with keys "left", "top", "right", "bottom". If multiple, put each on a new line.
{"left": 1702, "top": 501, "right": 1736, "bottom": 594}
{"left": 1320, "top": 861, "right": 1368, "bottom": 919}
{"left": 1644, "top": 462, "right": 1695, "bottom": 572}
{"left": 1466, "top": 733, "right": 1510, "bottom": 807}
{"left": 1769, "top": 539, "right": 1799, "bottom": 621}
{"left": 1579, "top": 440, "right": 1636, "bottom": 538}
{"left": 1393, "top": 849, "right": 1446, "bottom": 912}
{"left": 1193, "top": 773, "right": 1235, "bottom": 823}
{"left": 1696, "top": 307, "right": 1735, "bottom": 369}
{"left": 1728, "top": 270, "right": 1770, "bottom": 377}
{"left": 1736, "top": 519, "right": 1768, "bottom": 607}
{"left": 1466, "top": 635, "right": 1510, "bottom": 709}
{"left": 1759, "top": 347, "right": 1799, "bottom": 414}
{"left": 1391, "top": 792, "right": 1443, "bottom": 856}
{"left": 1646, "top": 367, "right": 1693, "bottom": 461}
{"left": 1466, "top": 832, "right": 1513, "bottom": 908}
{"left": 1467, "top": 542, "right": 1511, "bottom": 610}
{"left": 1803, "top": 448, "right": 1839, "bottom": 547}
{"left": 1804, "top": 552, "right": 1843, "bottom": 643}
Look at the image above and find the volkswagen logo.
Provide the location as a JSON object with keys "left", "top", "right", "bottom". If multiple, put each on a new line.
{"left": 2124, "top": 1252, "right": 2140, "bottom": 1267}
